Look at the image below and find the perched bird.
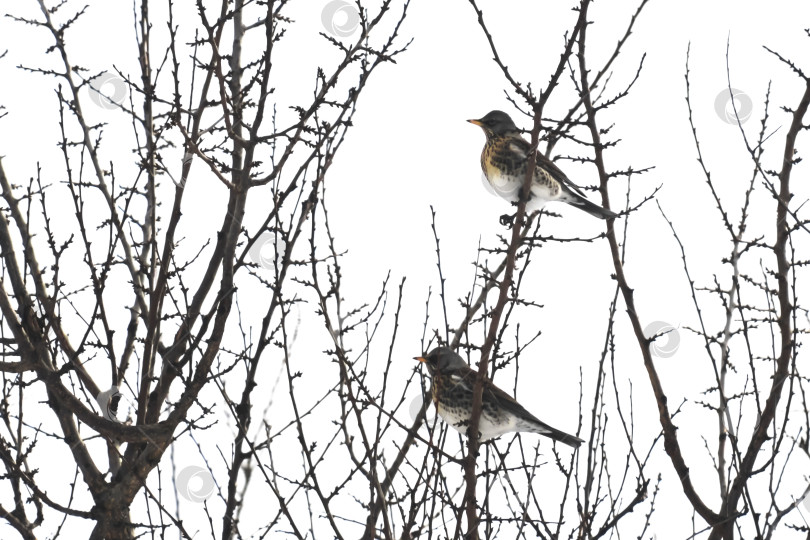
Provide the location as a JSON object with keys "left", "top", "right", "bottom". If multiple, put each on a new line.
{"left": 415, "top": 347, "right": 583, "bottom": 448}
{"left": 468, "top": 110, "right": 618, "bottom": 220}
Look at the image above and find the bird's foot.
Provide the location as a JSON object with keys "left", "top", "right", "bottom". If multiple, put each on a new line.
{"left": 499, "top": 213, "right": 515, "bottom": 228}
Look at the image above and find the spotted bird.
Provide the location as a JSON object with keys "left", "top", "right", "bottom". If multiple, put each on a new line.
{"left": 469, "top": 110, "right": 618, "bottom": 220}
{"left": 416, "top": 347, "right": 583, "bottom": 448}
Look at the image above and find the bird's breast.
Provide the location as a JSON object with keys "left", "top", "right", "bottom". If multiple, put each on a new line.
{"left": 481, "top": 144, "right": 522, "bottom": 200}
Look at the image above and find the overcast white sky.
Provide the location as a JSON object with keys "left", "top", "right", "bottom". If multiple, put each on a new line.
{"left": 1, "top": 0, "right": 810, "bottom": 538}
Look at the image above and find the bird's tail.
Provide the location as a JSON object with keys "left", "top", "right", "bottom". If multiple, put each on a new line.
{"left": 565, "top": 192, "right": 619, "bottom": 220}
{"left": 527, "top": 421, "right": 584, "bottom": 448}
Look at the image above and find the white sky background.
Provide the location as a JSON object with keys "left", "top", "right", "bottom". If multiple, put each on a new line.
{"left": 1, "top": 0, "right": 810, "bottom": 538}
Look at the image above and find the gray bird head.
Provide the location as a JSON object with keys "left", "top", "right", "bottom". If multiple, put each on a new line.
{"left": 468, "top": 110, "right": 520, "bottom": 137}
{"left": 415, "top": 347, "right": 468, "bottom": 375}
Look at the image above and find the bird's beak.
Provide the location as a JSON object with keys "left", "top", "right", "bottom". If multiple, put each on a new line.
{"left": 467, "top": 119, "right": 483, "bottom": 126}
{"left": 414, "top": 356, "right": 426, "bottom": 363}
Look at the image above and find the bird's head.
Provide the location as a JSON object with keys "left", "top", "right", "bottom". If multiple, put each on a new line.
{"left": 467, "top": 110, "right": 520, "bottom": 137}
{"left": 415, "top": 347, "right": 468, "bottom": 375}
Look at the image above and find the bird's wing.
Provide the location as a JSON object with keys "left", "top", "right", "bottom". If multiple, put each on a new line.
{"left": 450, "top": 368, "right": 524, "bottom": 413}
{"left": 452, "top": 363, "right": 556, "bottom": 423}
{"left": 507, "top": 136, "right": 589, "bottom": 198}
{"left": 484, "top": 378, "right": 584, "bottom": 443}
{"left": 458, "top": 368, "right": 586, "bottom": 445}
{"left": 483, "top": 376, "right": 545, "bottom": 425}
{"left": 452, "top": 365, "right": 538, "bottom": 421}
{"left": 459, "top": 366, "right": 583, "bottom": 447}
